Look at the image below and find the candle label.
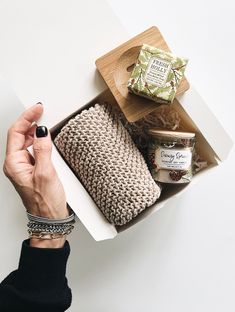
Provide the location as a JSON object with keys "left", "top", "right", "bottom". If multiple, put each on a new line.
{"left": 145, "top": 57, "right": 171, "bottom": 87}
{"left": 155, "top": 147, "right": 192, "bottom": 170}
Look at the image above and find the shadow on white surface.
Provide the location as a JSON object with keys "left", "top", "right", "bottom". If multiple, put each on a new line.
{"left": 0, "top": 76, "right": 29, "bottom": 275}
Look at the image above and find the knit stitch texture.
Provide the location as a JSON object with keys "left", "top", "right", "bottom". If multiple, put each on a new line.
{"left": 54, "top": 103, "right": 161, "bottom": 226}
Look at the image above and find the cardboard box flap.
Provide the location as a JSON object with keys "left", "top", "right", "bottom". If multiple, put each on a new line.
{"left": 0, "top": 0, "right": 128, "bottom": 128}
{"left": 177, "top": 87, "right": 233, "bottom": 161}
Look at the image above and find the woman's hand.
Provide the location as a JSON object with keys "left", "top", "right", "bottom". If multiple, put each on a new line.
{"left": 3, "top": 103, "right": 69, "bottom": 248}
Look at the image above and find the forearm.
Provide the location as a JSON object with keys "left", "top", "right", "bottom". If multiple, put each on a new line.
{"left": 2, "top": 105, "right": 73, "bottom": 311}
{"left": 0, "top": 239, "right": 72, "bottom": 312}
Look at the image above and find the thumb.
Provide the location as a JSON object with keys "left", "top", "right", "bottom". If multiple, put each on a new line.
{"left": 33, "top": 126, "right": 52, "bottom": 166}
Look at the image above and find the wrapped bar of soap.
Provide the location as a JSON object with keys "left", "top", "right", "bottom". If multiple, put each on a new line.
{"left": 128, "top": 44, "right": 188, "bottom": 104}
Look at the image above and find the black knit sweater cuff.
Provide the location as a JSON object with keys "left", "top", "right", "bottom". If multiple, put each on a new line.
{"left": 15, "top": 239, "right": 70, "bottom": 290}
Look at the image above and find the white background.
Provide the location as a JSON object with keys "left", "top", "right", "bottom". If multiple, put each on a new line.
{"left": 0, "top": 1, "right": 235, "bottom": 311}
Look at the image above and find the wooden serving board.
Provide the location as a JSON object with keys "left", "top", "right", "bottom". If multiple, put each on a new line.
{"left": 95, "top": 26, "right": 190, "bottom": 122}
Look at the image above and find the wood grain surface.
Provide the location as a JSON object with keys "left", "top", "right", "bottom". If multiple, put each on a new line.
{"left": 96, "top": 26, "right": 190, "bottom": 122}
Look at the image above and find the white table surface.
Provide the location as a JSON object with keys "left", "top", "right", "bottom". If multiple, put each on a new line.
{"left": 0, "top": 1, "right": 235, "bottom": 311}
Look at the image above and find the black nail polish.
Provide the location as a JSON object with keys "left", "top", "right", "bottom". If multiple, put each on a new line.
{"left": 36, "top": 126, "right": 48, "bottom": 138}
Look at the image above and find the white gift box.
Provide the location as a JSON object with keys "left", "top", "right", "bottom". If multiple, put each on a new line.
{"left": 0, "top": 0, "right": 233, "bottom": 241}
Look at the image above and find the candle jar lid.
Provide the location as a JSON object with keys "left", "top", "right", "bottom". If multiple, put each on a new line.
{"left": 148, "top": 129, "right": 195, "bottom": 139}
{"left": 148, "top": 129, "right": 195, "bottom": 148}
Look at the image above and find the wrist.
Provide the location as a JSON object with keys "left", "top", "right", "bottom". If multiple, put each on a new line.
{"left": 26, "top": 209, "right": 75, "bottom": 248}
{"left": 29, "top": 204, "right": 70, "bottom": 220}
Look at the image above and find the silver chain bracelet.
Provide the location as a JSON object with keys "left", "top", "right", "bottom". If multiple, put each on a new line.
{"left": 26, "top": 210, "right": 76, "bottom": 240}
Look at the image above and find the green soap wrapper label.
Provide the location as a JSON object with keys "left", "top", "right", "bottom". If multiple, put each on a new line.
{"left": 128, "top": 44, "right": 188, "bottom": 103}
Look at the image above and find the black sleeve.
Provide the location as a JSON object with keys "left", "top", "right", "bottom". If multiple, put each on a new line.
{"left": 0, "top": 239, "right": 72, "bottom": 312}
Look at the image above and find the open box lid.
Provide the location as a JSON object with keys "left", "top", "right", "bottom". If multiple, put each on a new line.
{"left": 0, "top": 0, "right": 128, "bottom": 127}
{"left": 177, "top": 89, "right": 233, "bottom": 162}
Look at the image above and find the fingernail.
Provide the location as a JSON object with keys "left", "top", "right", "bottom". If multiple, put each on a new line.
{"left": 36, "top": 102, "right": 43, "bottom": 105}
{"left": 36, "top": 126, "right": 48, "bottom": 138}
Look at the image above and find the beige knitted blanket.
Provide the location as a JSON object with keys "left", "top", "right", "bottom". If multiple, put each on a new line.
{"left": 54, "top": 103, "right": 161, "bottom": 226}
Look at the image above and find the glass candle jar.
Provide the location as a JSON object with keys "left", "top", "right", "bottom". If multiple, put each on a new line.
{"left": 148, "top": 129, "right": 196, "bottom": 184}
